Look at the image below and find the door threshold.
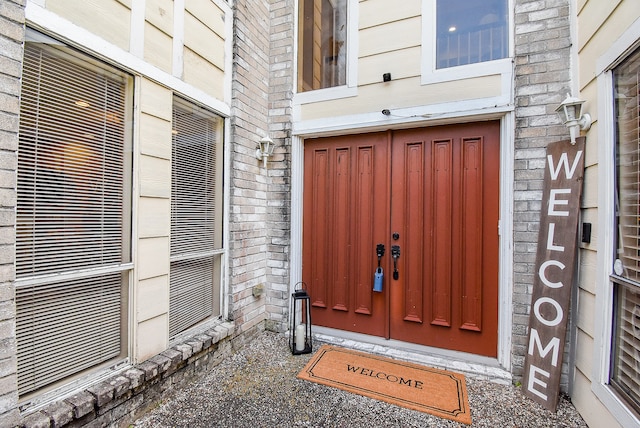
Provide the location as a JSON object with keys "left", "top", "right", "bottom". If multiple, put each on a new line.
{"left": 312, "top": 326, "right": 512, "bottom": 385}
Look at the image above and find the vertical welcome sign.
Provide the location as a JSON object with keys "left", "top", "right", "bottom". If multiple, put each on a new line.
{"left": 522, "top": 137, "right": 585, "bottom": 411}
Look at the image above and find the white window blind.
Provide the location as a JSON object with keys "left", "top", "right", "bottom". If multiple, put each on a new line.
{"left": 18, "top": 43, "right": 129, "bottom": 277}
{"left": 611, "top": 283, "right": 640, "bottom": 412}
{"left": 16, "top": 39, "right": 131, "bottom": 396}
{"left": 170, "top": 258, "right": 215, "bottom": 337}
{"left": 170, "top": 98, "right": 223, "bottom": 337}
{"left": 16, "top": 274, "right": 123, "bottom": 395}
{"left": 612, "top": 45, "right": 640, "bottom": 414}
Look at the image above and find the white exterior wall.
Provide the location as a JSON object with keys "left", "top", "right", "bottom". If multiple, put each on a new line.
{"left": 573, "top": 1, "right": 640, "bottom": 427}
{"left": 23, "top": 0, "right": 234, "bottom": 365}
{"left": 5, "top": 0, "right": 232, "bottom": 397}
{"left": 135, "top": 78, "right": 172, "bottom": 361}
{"left": 293, "top": 0, "right": 512, "bottom": 134}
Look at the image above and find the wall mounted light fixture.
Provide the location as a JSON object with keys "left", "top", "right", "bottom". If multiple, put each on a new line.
{"left": 555, "top": 93, "right": 591, "bottom": 144}
{"left": 255, "top": 136, "right": 276, "bottom": 168}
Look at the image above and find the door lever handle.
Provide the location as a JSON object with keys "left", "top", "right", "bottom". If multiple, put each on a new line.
{"left": 391, "top": 245, "right": 400, "bottom": 280}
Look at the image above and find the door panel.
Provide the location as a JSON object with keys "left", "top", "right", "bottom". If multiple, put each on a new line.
{"left": 303, "top": 122, "right": 500, "bottom": 357}
{"left": 303, "top": 133, "right": 390, "bottom": 337}
{"left": 389, "top": 123, "right": 499, "bottom": 356}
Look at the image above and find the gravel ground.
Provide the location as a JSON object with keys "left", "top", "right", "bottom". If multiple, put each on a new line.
{"left": 133, "top": 331, "right": 587, "bottom": 428}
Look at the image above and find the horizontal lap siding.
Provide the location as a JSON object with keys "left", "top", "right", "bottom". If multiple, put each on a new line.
{"left": 301, "top": 75, "right": 502, "bottom": 120}
{"left": 573, "top": 0, "right": 639, "bottom": 426}
{"left": 299, "top": 0, "right": 504, "bottom": 121}
{"left": 136, "top": 78, "right": 172, "bottom": 361}
{"left": 47, "top": 0, "right": 131, "bottom": 51}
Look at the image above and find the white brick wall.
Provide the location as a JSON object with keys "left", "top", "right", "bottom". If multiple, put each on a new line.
{"left": 0, "top": 0, "right": 23, "bottom": 425}
{"left": 229, "top": 0, "right": 280, "bottom": 333}
{"left": 513, "top": 0, "right": 573, "bottom": 389}
{"left": 264, "top": 0, "right": 294, "bottom": 332}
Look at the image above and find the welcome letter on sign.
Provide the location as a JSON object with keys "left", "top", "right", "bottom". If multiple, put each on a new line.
{"left": 522, "top": 137, "right": 585, "bottom": 411}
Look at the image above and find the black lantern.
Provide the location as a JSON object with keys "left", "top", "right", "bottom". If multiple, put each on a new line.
{"left": 290, "top": 282, "right": 312, "bottom": 355}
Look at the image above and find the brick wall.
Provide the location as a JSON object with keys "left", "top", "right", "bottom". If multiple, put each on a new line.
{"left": 0, "top": 0, "right": 24, "bottom": 426}
{"left": 19, "top": 323, "right": 235, "bottom": 428}
{"left": 513, "top": 0, "right": 573, "bottom": 388}
{"left": 229, "top": 0, "right": 289, "bottom": 334}
{"left": 264, "top": 0, "right": 294, "bottom": 333}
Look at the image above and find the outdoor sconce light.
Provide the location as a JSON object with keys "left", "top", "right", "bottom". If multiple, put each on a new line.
{"left": 255, "top": 136, "right": 276, "bottom": 168}
{"left": 290, "top": 282, "right": 313, "bottom": 355}
{"left": 555, "top": 93, "right": 591, "bottom": 144}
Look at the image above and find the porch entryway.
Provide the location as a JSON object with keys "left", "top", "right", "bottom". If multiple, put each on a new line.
{"left": 302, "top": 121, "right": 500, "bottom": 357}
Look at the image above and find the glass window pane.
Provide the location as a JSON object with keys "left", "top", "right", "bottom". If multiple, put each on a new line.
{"left": 614, "top": 47, "right": 640, "bottom": 281}
{"left": 298, "top": 0, "right": 347, "bottom": 92}
{"left": 611, "top": 281, "right": 640, "bottom": 413}
{"left": 18, "top": 44, "right": 131, "bottom": 276}
{"left": 612, "top": 45, "right": 640, "bottom": 417}
{"left": 436, "top": 0, "right": 508, "bottom": 69}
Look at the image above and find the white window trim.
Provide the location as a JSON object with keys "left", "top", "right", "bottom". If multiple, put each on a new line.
{"left": 420, "top": 0, "right": 514, "bottom": 85}
{"left": 293, "top": 0, "right": 359, "bottom": 105}
{"left": 290, "top": 110, "right": 514, "bottom": 373}
{"left": 594, "top": 16, "right": 640, "bottom": 428}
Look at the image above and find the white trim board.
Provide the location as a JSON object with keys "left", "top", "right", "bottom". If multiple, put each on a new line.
{"left": 313, "top": 326, "right": 512, "bottom": 384}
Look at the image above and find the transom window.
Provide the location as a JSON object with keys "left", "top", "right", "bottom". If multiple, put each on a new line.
{"left": 436, "top": 0, "right": 508, "bottom": 69}
{"left": 297, "top": 0, "right": 348, "bottom": 92}
{"left": 612, "top": 44, "right": 640, "bottom": 415}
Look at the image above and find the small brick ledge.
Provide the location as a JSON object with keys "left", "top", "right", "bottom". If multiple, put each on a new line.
{"left": 17, "top": 321, "right": 238, "bottom": 428}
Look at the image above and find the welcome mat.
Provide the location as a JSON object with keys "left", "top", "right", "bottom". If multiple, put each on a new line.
{"left": 297, "top": 345, "right": 471, "bottom": 425}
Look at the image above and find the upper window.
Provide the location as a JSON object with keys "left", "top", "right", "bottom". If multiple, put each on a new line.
{"left": 297, "top": 0, "right": 348, "bottom": 92}
{"left": 16, "top": 31, "right": 132, "bottom": 397}
{"left": 435, "top": 0, "right": 508, "bottom": 69}
{"left": 612, "top": 44, "right": 640, "bottom": 416}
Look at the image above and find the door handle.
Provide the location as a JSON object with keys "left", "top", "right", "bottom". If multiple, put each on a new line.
{"left": 391, "top": 245, "right": 400, "bottom": 280}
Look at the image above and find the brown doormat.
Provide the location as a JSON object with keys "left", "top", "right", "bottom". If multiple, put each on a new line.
{"left": 297, "top": 345, "right": 471, "bottom": 425}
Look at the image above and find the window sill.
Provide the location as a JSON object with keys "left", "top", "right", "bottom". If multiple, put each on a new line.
{"left": 421, "top": 58, "right": 513, "bottom": 85}
{"left": 294, "top": 85, "right": 358, "bottom": 105}
{"left": 592, "top": 381, "right": 640, "bottom": 428}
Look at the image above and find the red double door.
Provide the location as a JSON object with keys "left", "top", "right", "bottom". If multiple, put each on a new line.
{"left": 302, "top": 122, "right": 500, "bottom": 357}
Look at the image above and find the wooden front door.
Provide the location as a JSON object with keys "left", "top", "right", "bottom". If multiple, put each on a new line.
{"left": 302, "top": 121, "right": 500, "bottom": 357}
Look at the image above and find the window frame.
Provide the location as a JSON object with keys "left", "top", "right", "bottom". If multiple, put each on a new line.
{"left": 169, "top": 96, "right": 225, "bottom": 338}
{"left": 594, "top": 18, "right": 640, "bottom": 428}
{"left": 420, "top": 0, "right": 513, "bottom": 85}
{"left": 16, "top": 30, "right": 134, "bottom": 399}
{"left": 294, "top": 0, "right": 358, "bottom": 104}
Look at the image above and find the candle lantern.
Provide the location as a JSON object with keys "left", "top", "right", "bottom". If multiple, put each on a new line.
{"left": 290, "top": 282, "right": 313, "bottom": 355}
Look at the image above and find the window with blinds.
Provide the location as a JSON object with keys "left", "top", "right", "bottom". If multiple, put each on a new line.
{"left": 16, "top": 34, "right": 132, "bottom": 397}
{"left": 170, "top": 98, "right": 223, "bottom": 337}
{"left": 612, "top": 45, "right": 640, "bottom": 415}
